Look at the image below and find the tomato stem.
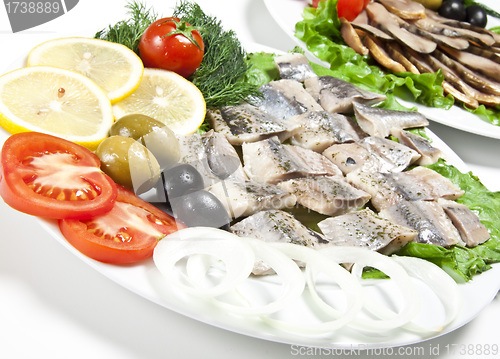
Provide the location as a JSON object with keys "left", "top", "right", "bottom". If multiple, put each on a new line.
{"left": 161, "top": 19, "right": 203, "bottom": 50}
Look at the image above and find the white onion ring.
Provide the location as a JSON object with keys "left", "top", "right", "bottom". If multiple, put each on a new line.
{"left": 154, "top": 228, "right": 461, "bottom": 336}
{"left": 391, "top": 255, "right": 463, "bottom": 333}
{"left": 210, "top": 237, "right": 306, "bottom": 316}
{"left": 320, "top": 246, "right": 421, "bottom": 332}
{"left": 153, "top": 227, "right": 255, "bottom": 297}
{"left": 262, "top": 243, "right": 364, "bottom": 334}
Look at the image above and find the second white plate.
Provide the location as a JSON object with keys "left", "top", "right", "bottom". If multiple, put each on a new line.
{"left": 263, "top": 0, "right": 500, "bottom": 139}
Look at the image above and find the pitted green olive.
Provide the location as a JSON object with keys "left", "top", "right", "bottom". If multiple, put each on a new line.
{"left": 96, "top": 135, "right": 160, "bottom": 194}
{"left": 110, "top": 114, "right": 181, "bottom": 170}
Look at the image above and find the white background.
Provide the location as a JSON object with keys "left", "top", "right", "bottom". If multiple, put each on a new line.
{"left": 0, "top": 0, "right": 499, "bottom": 358}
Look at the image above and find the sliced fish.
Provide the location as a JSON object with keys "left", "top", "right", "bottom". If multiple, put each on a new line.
{"left": 206, "top": 103, "right": 300, "bottom": 145}
{"left": 274, "top": 53, "right": 316, "bottom": 82}
{"left": 358, "top": 136, "right": 421, "bottom": 172}
{"left": 353, "top": 102, "right": 429, "bottom": 138}
{"left": 289, "top": 110, "right": 361, "bottom": 152}
{"left": 251, "top": 79, "right": 323, "bottom": 120}
{"left": 346, "top": 166, "right": 464, "bottom": 211}
{"left": 380, "top": 200, "right": 463, "bottom": 247}
{"left": 208, "top": 180, "right": 297, "bottom": 219}
{"left": 437, "top": 198, "right": 490, "bottom": 247}
{"left": 278, "top": 176, "right": 371, "bottom": 216}
{"left": 318, "top": 208, "right": 417, "bottom": 254}
{"left": 304, "top": 75, "right": 386, "bottom": 114}
{"left": 322, "top": 142, "right": 382, "bottom": 175}
{"left": 230, "top": 210, "right": 326, "bottom": 275}
{"left": 391, "top": 129, "right": 442, "bottom": 165}
{"left": 178, "top": 131, "right": 246, "bottom": 187}
{"left": 242, "top": 137, "right": 342, "bottom": 184}
{"left": 405, "top": 166, "right": 464, "bottom": 200}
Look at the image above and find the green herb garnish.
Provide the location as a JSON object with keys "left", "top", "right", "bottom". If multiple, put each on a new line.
{"left": 173, "top": 1, "right": 262, "bottom": 108}
{"left": 94, "top": 1, "right": 158, "bottom": 55}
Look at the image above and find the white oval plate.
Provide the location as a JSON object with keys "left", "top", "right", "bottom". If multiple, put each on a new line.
{"left": 0, "top": 41, "right": 499, "bottom": 349}
{"left": 263, "top": 0, "right": 500, "bottom": 139}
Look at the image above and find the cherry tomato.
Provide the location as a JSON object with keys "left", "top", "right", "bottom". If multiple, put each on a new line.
{"left": 311, "top": 0, "right": 367, "bottom": 22}
{"left": 337, "top": 0, "right": 365, "bottom": 21}
{"left": 138, "top": 17, "right": 204, "bottom": 78}
{"left": 59, "top": 185, "right": 182, "bottom": 264}
{"left": 0, "top": 132, "right": 117, "bottom": 220}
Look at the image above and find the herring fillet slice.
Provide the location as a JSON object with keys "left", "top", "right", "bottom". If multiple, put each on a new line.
{"left": 242, "top": 137, "right": 342, "bottom": 184}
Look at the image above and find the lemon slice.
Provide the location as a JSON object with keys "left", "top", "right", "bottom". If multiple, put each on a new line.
{"left": 27, "top": 37, "right": 144, "bottom": 103}
{"left": 112, "top": 68, "right": 206, "bottom": 136}
{"left": 0, "top": 66, "right": 114, "bottom": 150}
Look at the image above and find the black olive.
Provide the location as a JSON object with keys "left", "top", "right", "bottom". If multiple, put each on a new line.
{"left": 466, "top": 5, "right": 487, "bottom": 28}
{"left": 171, "top": 190, "right": 231, "bottom": 229}
{"left": 161, "top": 164, "right": 204, "bottom": 200}
{"left": 439, "top": 0, "right": 466, "bottom": 21}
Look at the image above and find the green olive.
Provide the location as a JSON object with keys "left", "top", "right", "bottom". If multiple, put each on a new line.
{"left": 96, "top": 135, "right": 160, "bottom": 194}
{"left": 110, "top": 114, "right": 181, "bottom": 170}
{"left": 414, "top": 0, "right": 442, "bottom": 11}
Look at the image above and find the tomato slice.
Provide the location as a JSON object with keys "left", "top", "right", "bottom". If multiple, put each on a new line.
{"left": 59, "top": 185, "right": 182, "bottom": 264}
{"left": 0, "top": 132, "right": 117, "bottom": 219}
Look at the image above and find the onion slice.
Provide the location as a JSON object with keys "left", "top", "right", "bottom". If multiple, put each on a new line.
{"left": 320, "top": 246, "right": 421, "bottom": 332}
{"left": 391, "top": 255, "right": 463, "bottom": 332}
{"left": 153, "top": 227, "right": 255, "bottom": 297}
{"left": 262, "top": 243, "right": 364, "bottom": 334}
{"left": 210, "top": 237, "right": 305, "bottom": 316}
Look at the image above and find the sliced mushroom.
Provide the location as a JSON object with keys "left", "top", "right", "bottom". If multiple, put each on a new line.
{"left": 386, "top": 42, "right": 420, "bottom": 74}
{"left": 433, "top": 49, "right": 500, "bottom": 96}
{"left": 440, "top": 46, "right": 500, "bottom": 83}
{"left": 362, "top": 34, "right": 406, "bottom": 73}
{"left": 377, "top": 0, "right": 426, "bottom": 20}
{"left": 366, "top": 3, "right": 436, "bottom": 54}
{"left": 340, "top": 18, "right": 369, "bottom": 56}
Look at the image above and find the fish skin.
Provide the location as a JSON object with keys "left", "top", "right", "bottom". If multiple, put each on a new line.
{"left": 438, "top": 198, "right": 490, "bottom": 247}
{"left": 318, "top": 208, "right": 417, "bottom": 254}
{"left": 251, "top": 79, "right": 323, "bottom": 121}
{"left": 207, "top": 103, "right": 301, "bottom": 145}
{"left": 208, "top": 180, "right": 297, "bottom": 219}
{"left": 353, "top": 102, "right": 429, "bottom": 138}
{"left": 346, "top": 166, "right": 464, "bottom": 211}
{"left": 230, "top": 210, "right": 325, "bottom": 275}
{"left": 178, "top": 131, "right": 246, "bottom": 187}
{"left": 304, "top": 76, "right": 386, "bottom": 114}
{"left": 380, "top": 200, "right": 462, "bottom": 247}
{"left": 391, "top": 129, "right": 442, "bottom": 165}
{"left": 278, "top": 176, "right": 371, "bottom": 216}
{"left": 289, "top": 110, "right": 361, "bottom": 152}
{"left": 242, "top": 137, "right": 342, "bottom": 184}
{"left": 274, "top": 53, "right": 316, "bottom": 82}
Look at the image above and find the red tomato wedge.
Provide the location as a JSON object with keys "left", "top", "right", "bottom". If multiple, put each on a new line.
{"left": 59, "top": 185, "right": 182, "bottom": 264}
{"left": 0, "top": 132, "right": 117, "bottom": 219}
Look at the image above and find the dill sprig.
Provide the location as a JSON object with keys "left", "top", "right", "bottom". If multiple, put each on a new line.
{"left": 94, "top": 1, "right": 158, "bottom": 55}
{"left": 173, "top": 1, "right": 262, "bottom": 108}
